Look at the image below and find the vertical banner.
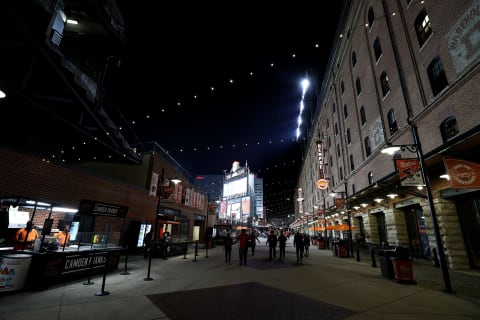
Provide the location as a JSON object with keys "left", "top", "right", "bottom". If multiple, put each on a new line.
{"left": 335, "top": 198, "right": 346, "bottom": 209}
{"left": 395, "top": 158, "right": 424, "bottom": 186}
{"left": 149, "top": 172, "right": 159, "bottom": 196}
{"left": 316, "top": 140, "right": 329, "bottom": 190}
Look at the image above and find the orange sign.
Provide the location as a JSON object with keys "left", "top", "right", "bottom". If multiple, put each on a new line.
{"left": 316, "top": 179, "right": 329, "bottom": 190}
{"left": 395, "top": 158, "right": 424, "bottom": 186}
{"left": 444, "top": 158, "right": 480, "bottom": 189}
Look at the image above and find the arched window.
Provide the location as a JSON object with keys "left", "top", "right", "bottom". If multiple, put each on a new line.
{"left": 339, "top": 167, "right": 344, "bottom": 181}
{"left": 388, "top": 109, "right": 398, "bottom": 134}
{"left": 380, "top": 71, "right": 390, "bottom": 97}
{"left": 350, "top": 154, "right": 355, "bottom": 171}
{"left": 374, "top": 37, "right": 382, "bottom": 61}
{"left": 368, "top": 7, "right": 375, "bottom": 29}
{"left": 340, "top": 81, "right": 345, "bottom": 94}
{"left": 352, "top": 51, "right": 357, "bottom": 67}
{"left": 365, "top": 137, "right": 371, "bottom": 156}
{"left": 415, "top": 9, "right": 432, "bottom": 47}
{"left": 440, "top": 116, "right": 459, "bottom": 142}
{"left": 427, "top": 56, "right": 448, "bottom": 96}
{"left": 360, "top": 106, "right": 366, "bottom": 125}
{"left": 335, "top": 123, "right": 339, "bottom": 136}
{"left": 337, "top": 144, "right": 341, "bottom": 157}
{"left": 355, "top": 78, "right": 362, "bottom": 96}
{"left": 344, "top": 104, "right": 348, "bottom": 119}
{"left": 346, "top": 128, "right": 351, "bottom": 144}
{"left": 332, "top": 103, "right": 336, "bottom": 113}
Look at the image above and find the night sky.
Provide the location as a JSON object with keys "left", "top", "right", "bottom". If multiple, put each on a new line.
{"left": 109, "top": 2, "right": 346, "bottom": 218}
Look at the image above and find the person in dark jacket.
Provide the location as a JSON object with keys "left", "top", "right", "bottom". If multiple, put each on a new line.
{"left": 223, "top": 233, "right": 234, "bottom": 265}
{"left": 249, "top": 231, "right": 260, "bottom": 256}
{"left": 304, "top": 235, "right": 311, "bottom": 257}
{"left": 278, "top": 230, "right": 288, "bottom": 261}
{"left": 293, "top": 231, "right": 305, "bottom": 263}
{"left": 266, "top": 230, "right": 278, "bottom": 260}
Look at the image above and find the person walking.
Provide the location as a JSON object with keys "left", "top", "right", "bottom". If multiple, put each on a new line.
{"left": 266, "top": 230, "right": 278, "bottom": 260}
{"left": 237, "top": 229, "right": 251, "bottom": 265}
{"left": 249, "top": 231, "right": 260, "bottom": 256}
{"left": 223, "top": 233, "right": 234, "bottom": 265}
{"left": 304, "top": 234, "right": 311, "bottom": 257}
{"left": 278, "top": 230, "right": 287, "bottom": 261}
{"left": 293, "top": 231, "right": 305, "bottom": 263}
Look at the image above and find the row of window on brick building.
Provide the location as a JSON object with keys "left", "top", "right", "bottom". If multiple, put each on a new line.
{"left": 319, "top": 3, "right": 458, "bottom": 196}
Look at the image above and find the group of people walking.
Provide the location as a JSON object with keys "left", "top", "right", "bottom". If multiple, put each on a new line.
{"left": 223, "top": 229, "right": 311, "bottom": 265}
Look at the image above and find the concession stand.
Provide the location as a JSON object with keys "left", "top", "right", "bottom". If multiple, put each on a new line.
{"left": 0, "top": 197, "right": 127, "bottom": 291}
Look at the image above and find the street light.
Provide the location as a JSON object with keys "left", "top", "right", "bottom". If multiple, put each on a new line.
{"left": 328, "top": 183, "right": 353, "bottom": 257}
{"left": 381, "top": 135, "right": 453, "bottom": 293}
{"left": 145, "top": 168, "right": 182, "bottom": 281}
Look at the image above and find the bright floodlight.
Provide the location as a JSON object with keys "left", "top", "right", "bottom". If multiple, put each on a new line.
{"left": 301, "top": 79, "right": 310, "bottom": 96}
{"left": 381, "top": 146, "right": 401, "bottom": 155}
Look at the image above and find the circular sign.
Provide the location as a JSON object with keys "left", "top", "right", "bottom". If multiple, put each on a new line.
{"left": 316, "top": 179, "right": 329, "bottom": 190}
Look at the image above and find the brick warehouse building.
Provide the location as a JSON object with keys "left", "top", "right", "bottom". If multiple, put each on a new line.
{"left": 295, "top": 0, "right": 480, "bottom": 274}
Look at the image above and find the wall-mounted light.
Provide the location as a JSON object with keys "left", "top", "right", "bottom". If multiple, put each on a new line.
{"left": 387, "top": 193, "right": 398, "bottom": 199}
{"left": 360, "top": 203, "right": 368, "bottom": 208}
{"left": 374, "top": 198, "right": 384, "bottom": 203}
{"left": 170, "top": 177, "right": 182, "bottom": 184}
{"left": 439, "top": 174, "right": 450, "bottom": 180}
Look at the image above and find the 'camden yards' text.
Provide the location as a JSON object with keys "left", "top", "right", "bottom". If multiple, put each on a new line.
{"left": 64, "top": 254, "right": 107, "bottom": 271}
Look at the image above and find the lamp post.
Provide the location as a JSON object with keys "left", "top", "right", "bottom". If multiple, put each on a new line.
{"left": 381, "top": 132, "right": 453, "bottom": 293}
{"left": 145, "top": 168, "right": 181, "bottom": 281}
{"left": 329, "top": 184, "right": 353, "bottom": 257}
{"left": 323, "top": 191, "right": 328, "bottom": 244}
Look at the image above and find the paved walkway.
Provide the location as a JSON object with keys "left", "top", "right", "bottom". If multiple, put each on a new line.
{"left": 1, "top": 238, "right": 480, "bottom": 319}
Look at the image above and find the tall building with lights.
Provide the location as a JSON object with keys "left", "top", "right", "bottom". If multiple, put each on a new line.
{"left": 218, "top": 161, "right": 260, "bottom": 228}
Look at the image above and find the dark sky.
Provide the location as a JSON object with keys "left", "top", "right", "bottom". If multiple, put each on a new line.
{"left": 111, "top": 2, "right": 345, "bottom": 185}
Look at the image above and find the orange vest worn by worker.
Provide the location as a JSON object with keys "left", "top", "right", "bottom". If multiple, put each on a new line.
{"left": 55, "top": 231, "right": 70, "bottom": 246}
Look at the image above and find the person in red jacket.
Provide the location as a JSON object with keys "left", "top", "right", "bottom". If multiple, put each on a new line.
{"left": 237, "top": 229, "right": 251, "bottom": 265}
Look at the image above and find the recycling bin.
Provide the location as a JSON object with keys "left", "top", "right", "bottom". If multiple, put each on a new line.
{"left": 0, "top": 253, "right": 33, "bottom": 292}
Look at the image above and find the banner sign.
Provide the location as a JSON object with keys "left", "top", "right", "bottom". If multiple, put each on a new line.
{"left": 149, "top": 172, "right": 159, "bottom": 196}
{"left": 444, "top": 158, "right": 480, "bottom": 189}
{"left": 395, "top": 158, "right": 424, "bottom": 186}
{"left": 316, "top": 140, "right": 329, "bottom": 190}
{"left": 79, "top": 200, "right": 128, "bottom": 218}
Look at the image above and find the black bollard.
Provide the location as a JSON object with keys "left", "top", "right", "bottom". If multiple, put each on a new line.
{"left": 432, "top": 247, "right": 440, "bottom": 268}
{"left": 83, "top": 251, "right": 95, "bottom": 285}
{"left": 120, "top": 248, "right": 130, "bottom": 275}
{"left": 371, "top": 247, "right": 377, "bottom": 268}
{"left": 193, "top": 242, "right": 198, "bottom": 262}
{"left": 356, "top": 246, "right": 360, "bottom": 262}
{"left": 183, "top": 241, "right": 188, "bottom": 259}
{"left": 144, "top": 249, "right": 153, "bottom": 281}
{"left": 95, "top": 272, "right": 110, "bottom": 296}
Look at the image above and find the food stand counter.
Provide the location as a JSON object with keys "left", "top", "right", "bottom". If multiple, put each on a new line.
{"left": 23, "top": 232, "right": 126, "bottom": 290}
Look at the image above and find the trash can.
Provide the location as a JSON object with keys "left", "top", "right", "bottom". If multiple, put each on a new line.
{"left": 0, "top": 253, "right": 32, "bottom": 292}
{"left": 318, "top": 238, "right": 326, "bottom": 249}
{"left": 336, "top": 240, "right": 348, "bottom": 257}
{"left": 391, "top": 246, "right": 416, "bottom": 283}
{"left": 378, "top": 249, "right": 396, "bottom": 279}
